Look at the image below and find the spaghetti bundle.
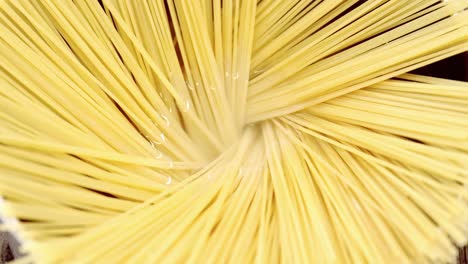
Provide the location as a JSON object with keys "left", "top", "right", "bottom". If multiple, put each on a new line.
{"left": 0, "top": 0, "right": 467, "bottom": 263}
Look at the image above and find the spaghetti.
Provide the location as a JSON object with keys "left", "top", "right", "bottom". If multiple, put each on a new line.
{"left": 0, "top": 0, "right": 467, "bottom": 263}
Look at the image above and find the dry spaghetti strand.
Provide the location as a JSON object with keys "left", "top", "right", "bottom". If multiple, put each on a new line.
{"left": 0, "top": 1, "right": 467, "bottom": 264}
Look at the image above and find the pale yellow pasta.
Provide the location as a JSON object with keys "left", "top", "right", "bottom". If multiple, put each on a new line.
{"left": 0, "top": 0, "right": 467, "bottom": 264}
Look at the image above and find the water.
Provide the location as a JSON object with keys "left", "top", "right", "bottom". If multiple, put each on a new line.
{"left": 160, "top": 114, "right": 171, "bottom": 127}
{"left": 165, "top": 176, "right": 172, "bottom": 185}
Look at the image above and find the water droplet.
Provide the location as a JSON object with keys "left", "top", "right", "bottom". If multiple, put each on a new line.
{"left": 165, "top": 176, "right": 172, "bottom": 185}
{"left": 187, "top": 82, "right": 194, "bottom": 91}
{"left": 181, "top": 100, "right": 191, "bottom": 112}
{"left": 160, "top": 133, "right": 166, "bottom": 143}
{"left": 210, "top": 86, "right": 216, "bottom": 90}
{"left": 195, "top": 81, "right": 200, "bottom": 87}
{"left": 153, "top": 148, "right": 163, "bottom": 159}
{"left": 233, "top": 72, "right": 240, "bottom": 80}
{"left": 225, "top": 71, "right": 230, "bottom": 78}
{"left": 145, "top": 134, "right": 161, "bottom": 145}
{"left": 169, "top": 160, "right": 174, "bottom": 168}
{"left": 169, "top": 107, "right": 173, "bottom": 113}
{"left": 161, "top": 114, "right": 170, "bottom": 127}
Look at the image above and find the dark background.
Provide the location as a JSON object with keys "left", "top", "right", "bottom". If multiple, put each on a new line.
{"left": 413, "top": 53, "right": 468, "bottom": 82}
